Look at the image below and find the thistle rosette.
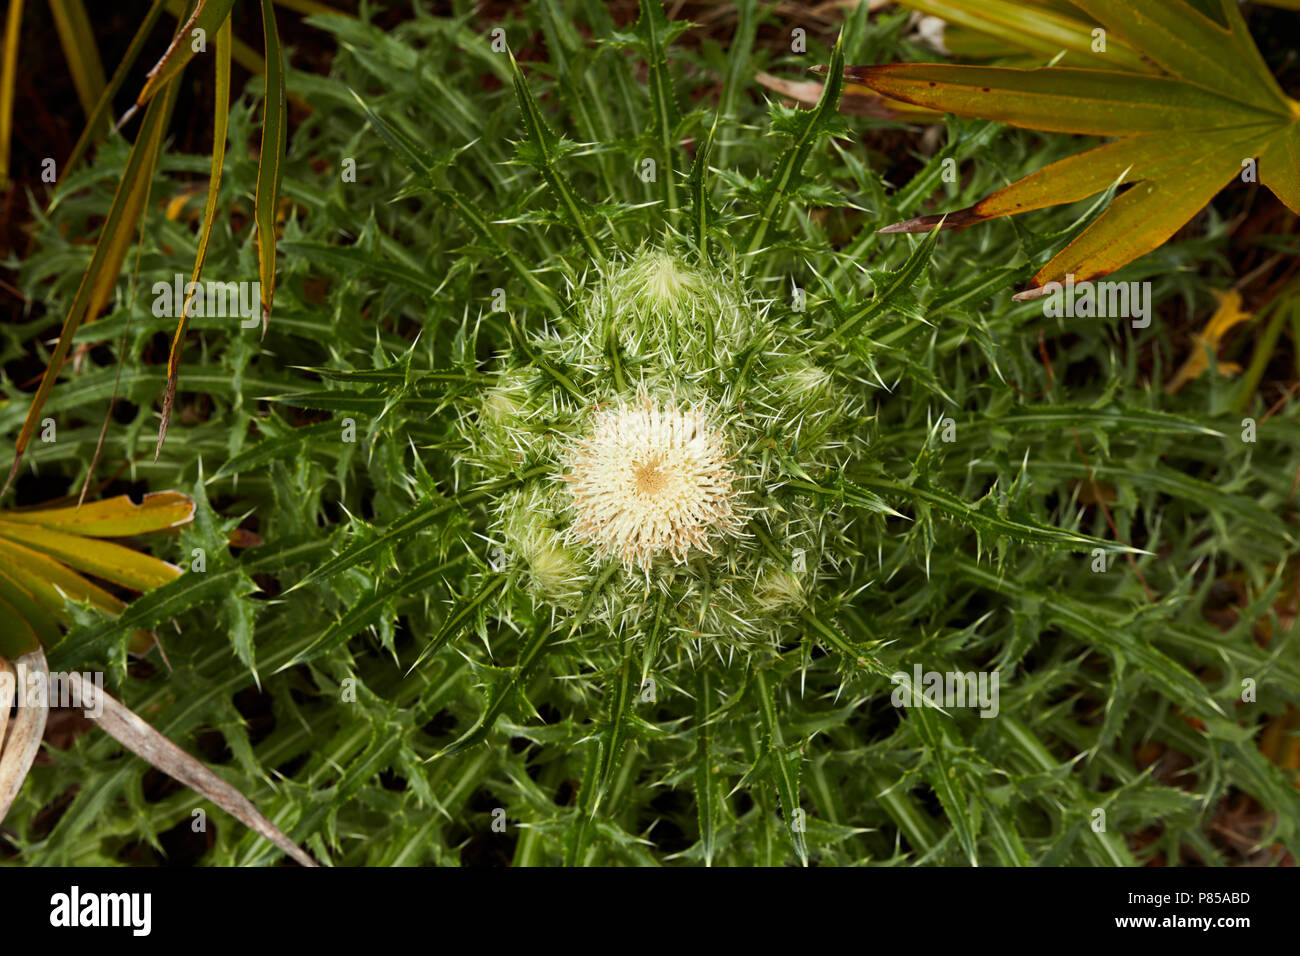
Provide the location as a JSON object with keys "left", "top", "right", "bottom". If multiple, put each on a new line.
{"left": 466, "top": 247, "right": 862, "bottom": 647}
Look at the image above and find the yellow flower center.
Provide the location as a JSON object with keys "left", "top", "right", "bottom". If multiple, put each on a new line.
{"left": 562, "top": 395, "right": 740, "bottom": 570}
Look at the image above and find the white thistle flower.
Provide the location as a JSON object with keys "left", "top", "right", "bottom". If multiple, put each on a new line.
{"left": 563, "top": 394, "right": 740, "bottom": 570}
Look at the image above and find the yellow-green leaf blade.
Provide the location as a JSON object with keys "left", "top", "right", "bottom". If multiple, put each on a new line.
{"left": 0, "top": 537, "right": 125, "bottom": 618}
{"left": 48, "top": 0, "right": 106, "bottom": 126}
{"left": 896, "top": 0, "right": 1155, "bottom": 73}
{"left": 845, "top": 63, "right": 1279, "bottom": 135}
{"left": 1257, "top": 121, "right": 1300, "bottom": 214}
{"left": 1027, "top": 129, "right": 1251, "bottom": 289}
{"left": 0, "top": 0, "right": 23, "bottom": 191}
{"left": 0, "top": 523, "right": 181, "bottom": 592}
{"left": 136, "top": 0, "right": 237, "bottom": 106}
{"left": 1070, "top": 0, "right": 1290, "bottom": 111}
{"left": 158, "top": 15, "right": 232, "bottom": 454}
{"left": 0, "top": 570, "right": 58, "bottom": 655}
{"left": 0, "top": 492, "right": 194, "bottom": 537}
{"left": 885, "top": 122, "right": 1277, "bottom": 233}
{"left": 254, "top": 0, "right": 286, "bottom": 333}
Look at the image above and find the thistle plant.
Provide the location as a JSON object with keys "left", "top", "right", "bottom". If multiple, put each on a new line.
{"left": 468, "top": 247, "right": 862, "bottom": 651}
{"left": 5, "top": 1, "right": 1300, "bottom": 868}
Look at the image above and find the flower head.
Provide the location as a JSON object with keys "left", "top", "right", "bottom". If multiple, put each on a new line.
{"left": 563, "top": 394, "right": 740, "bottom": 570}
